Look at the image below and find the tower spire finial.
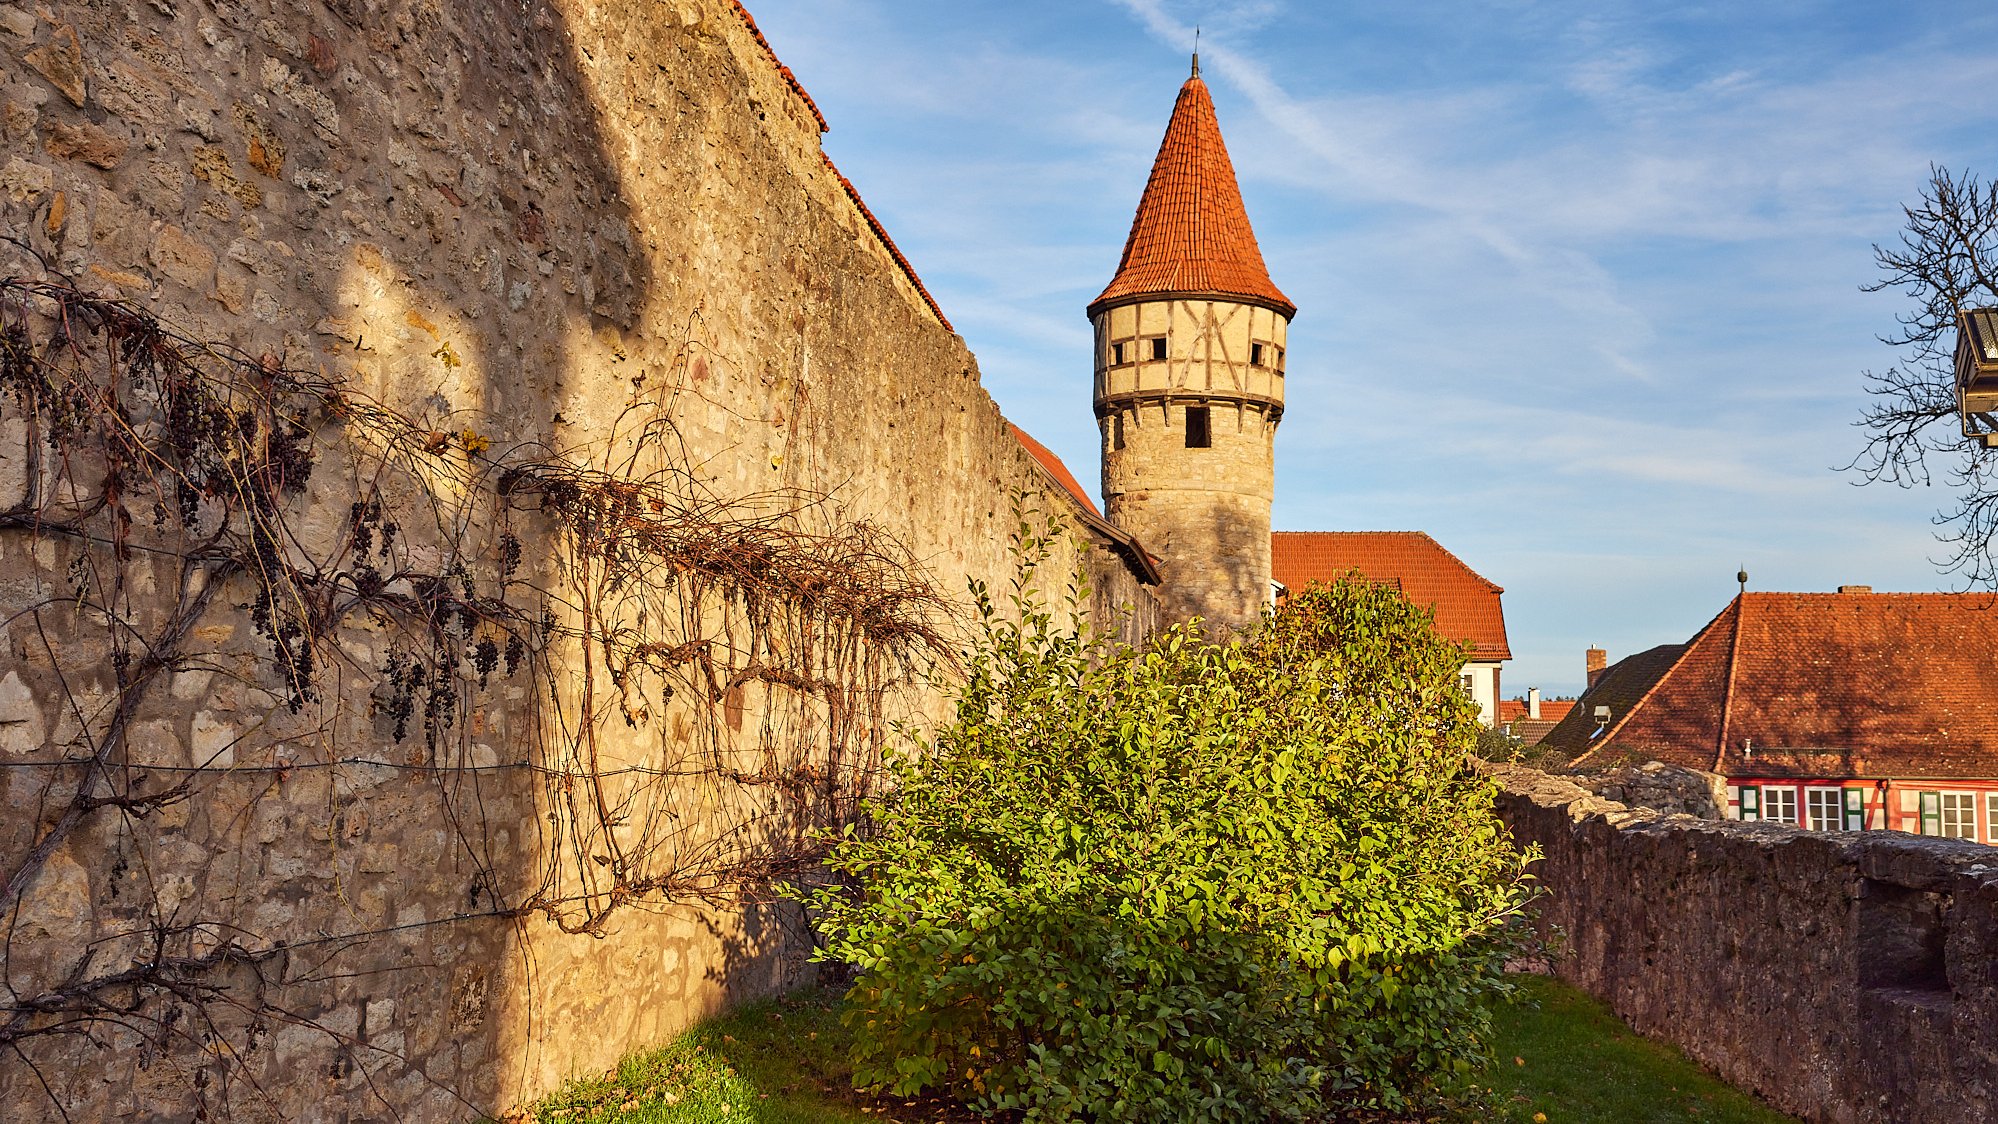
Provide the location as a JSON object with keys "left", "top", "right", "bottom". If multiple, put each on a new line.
{"left": 1192, "top": 27, "right": 1201, "bottom": 78}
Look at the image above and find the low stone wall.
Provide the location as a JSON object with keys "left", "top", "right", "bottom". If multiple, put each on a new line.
{"left": 1493, "top": 765, "right": 1998, "bottom": 1124}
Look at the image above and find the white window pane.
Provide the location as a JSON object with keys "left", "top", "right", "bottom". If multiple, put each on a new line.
{"left": 1762, "top": 786, "right": 1799, "bottom": 825}
{"left": 1941, "top": 793, "right": 1977, "bottom": 840}
{"left": 1806, "top": 789, "right": 1842, "bottom": 831}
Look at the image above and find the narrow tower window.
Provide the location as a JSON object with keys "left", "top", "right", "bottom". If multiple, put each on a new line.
{"left": 1149, "top": 336, "right": 1168, "bottom": 361}
{"left": 1112, "top": 413, "right": 1126, "bottom": 450}
{"left": 1250, "top": 342, "right": 1267, "bottom": 367}
{"left": 1185, "top": 405, "right": 1211, "bottom": 448}
{"left": 1111, "top": 341, "right": 1127, "bottom": 366}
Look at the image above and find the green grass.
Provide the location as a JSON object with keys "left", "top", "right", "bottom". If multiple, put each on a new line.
{"left": 513, "top": 976, "right": 1797, "bottom": 1124}
{"left": 1481, "top": 975, "right": 1797, "bottom": 1124}
{"left": 510, "top": 987, "right": 966, "bottom": 1124}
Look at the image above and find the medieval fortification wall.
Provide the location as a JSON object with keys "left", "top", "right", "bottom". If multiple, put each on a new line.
{"left": 0, "top": 1, "right": 1153, "bottom": 1120}
{"left": 1495, "top": 766, "right": 1998, "bottom": 1124}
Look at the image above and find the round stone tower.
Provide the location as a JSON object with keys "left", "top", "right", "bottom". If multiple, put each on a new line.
{"left": 1090, "top": 57, "right": 1295, "bottom": 633}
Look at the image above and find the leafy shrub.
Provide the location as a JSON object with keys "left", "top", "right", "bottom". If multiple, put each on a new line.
{"left": 807, "top": 559, "right": 1534, "bottom": 1122}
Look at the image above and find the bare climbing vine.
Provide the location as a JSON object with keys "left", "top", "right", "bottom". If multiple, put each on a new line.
{"left": 0, "top": 263, "right": 950, "bottom": 1119}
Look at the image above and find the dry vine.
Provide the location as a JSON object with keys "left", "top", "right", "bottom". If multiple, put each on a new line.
{"left": 0, "top": 262, "right": 950, "bottom": 1120}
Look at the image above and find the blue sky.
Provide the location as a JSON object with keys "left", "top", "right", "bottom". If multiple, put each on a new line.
{"left": 745, "top": 0, "right": 1998, "bottom": 696}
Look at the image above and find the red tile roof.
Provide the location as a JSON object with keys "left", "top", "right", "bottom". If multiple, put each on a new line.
{"left": 1270, "top": 532, "right": 1510, "bottom": 659}
{"left": 1009, "top": 423, "right": 1099, "bottom": 517}
{"left": 1568, "top": 592, "right": 1998, "bottom": 779}
{"left": 723, "top": 4, "right": 952, "bottom": 333}
{"left": 1089, "top": 74, "right": 1295, "bottom": 318}
{"left": 729, "top": 1, "right": 828, "bottom": 132}
{"left": 1497, "top": 699, "right": 1577, "bottom": 724}
{"left": 1008, "top": 424, "right": 1162, "bottom": 585}
{"left": 821, "top": 154, "right": 954, "bottom": 334}
{"left": 1539, "top": 644, "right": 1687, "bottom": 755}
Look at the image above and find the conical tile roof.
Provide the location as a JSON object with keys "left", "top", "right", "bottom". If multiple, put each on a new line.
{"left": 1090, "top": 73, "right": 1294, "bottom": 318}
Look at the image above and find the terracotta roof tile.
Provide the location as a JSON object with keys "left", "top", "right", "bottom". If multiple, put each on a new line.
{"left": 1565, "top": 593, "right": 1998, "bottom": 780}
{"left": 1270, "top": 531, "right": 1509, "bottom": 659}
{"left": 723, "top": 5, "right": 951, "bottom": 332}
{"left": 1009, "top": 423, "right": 1099, "bottom": 517}
{"left": 1090, "top": 75, "right": 1294, "bottom": 318}
{"left": 1540, "top": 644, "right": 1688, "bottom": 755}
{"left": 728, "top": 1, "right": 828, "bottom": 132}
{"left": 1497, "top": 699, "right": 1576, "bottom": 724}
{"left": 1008, "top": 424, "right": 1163, "bottom": 584}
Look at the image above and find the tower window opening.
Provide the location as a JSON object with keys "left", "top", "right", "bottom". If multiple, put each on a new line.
{"left": 1250, "top": 342, "right": 1266, "bottom": 367}
{"left": 1111, "top": 341, "right": 1128, "bottom": 366}
{"left": 1148, "top": 336, "right": 1168, "bottom": 361}
{"left": 1185, "top": 405, "right": 1211, "bottom": 448}
{"left": 1273, "top": 345, "right": 1285, "bottom": 372}
{"left": 1112, "top": 413, "right": 1126, "bottom": 450}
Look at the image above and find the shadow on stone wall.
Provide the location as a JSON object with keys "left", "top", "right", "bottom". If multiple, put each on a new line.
{"left": 0, "top": 0, "right": 977, "bottom": 1120}
{"left": 1, "top": 0, "right": 1158, "bottom": 1115}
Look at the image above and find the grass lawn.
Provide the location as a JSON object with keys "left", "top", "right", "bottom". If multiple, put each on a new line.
{"left": 510, "top": 975, "right": 1797, "bottom": 1124}
{"left": 1481, "top": 975, "right": 1797, "bottom": 1124}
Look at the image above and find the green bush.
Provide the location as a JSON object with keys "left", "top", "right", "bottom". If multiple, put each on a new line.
{"left": 807, "top": 559, "right": 1535, "bottom": 1122}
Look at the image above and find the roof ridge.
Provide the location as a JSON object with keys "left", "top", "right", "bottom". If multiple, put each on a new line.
{"left": 1742, "top": 590, "right": 1997, "bottom": 598}
{"left": 1008, "top": 422, "right": 1099, "bottom": 517}
{"left": 728, "top": 1, "right": 829, "bottom": 133}
{"left": 1570, "top": 600, "right": 1737, "bottom": 770}
{"left": 1274, "top": 530, "right": 1501, "bottom": 593}
{"left": 821, "top": 154, "right": 954, "bottom": 334}
{"left": 1712, "top": 595, "right": 1746, "bottom": 773}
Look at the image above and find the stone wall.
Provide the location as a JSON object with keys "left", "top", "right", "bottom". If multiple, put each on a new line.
{"left": 1566, "top": 760, "right": 1727, "bottom": 819}
{"left": 1494, "top": 765, "right": 1998, "bottom": 1124}
{"left": 0, "top": 1, "right": 1152, "bottom": 1120}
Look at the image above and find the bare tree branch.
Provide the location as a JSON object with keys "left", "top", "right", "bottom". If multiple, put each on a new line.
{"left": 1851, "top": 165, "right": 1998, "bottom": 581}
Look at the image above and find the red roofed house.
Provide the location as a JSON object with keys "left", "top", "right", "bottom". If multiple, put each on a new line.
{"left": 1539, "top": 588, "right": 1998, "bottom": 842}
{"left": 1496, "top": 692, "right": 1575, "bottom": 744}
{"left": 1496, "top": 695, "right": 1576, "bottom": 726}
{"left": 1270, "top": 532, "right": 1511, "bottom": 724}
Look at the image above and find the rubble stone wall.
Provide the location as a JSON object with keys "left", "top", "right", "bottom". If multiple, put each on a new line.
{"left": 1494, "top": 765, "right": 1998, "bottom": 1124}
{"left": 1566, "top": 760, "right": 1727, "bottom": 818}
{"left": 0, "top": 1, "right": 1151, "bottom": 1120}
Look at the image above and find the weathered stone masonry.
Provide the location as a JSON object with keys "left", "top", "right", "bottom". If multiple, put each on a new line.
{"left": 1495, "top": 766, "right": 1998, "bottom": 1124}
{"left": 0, "top": 2, "right": 1154, "bottom": 1121}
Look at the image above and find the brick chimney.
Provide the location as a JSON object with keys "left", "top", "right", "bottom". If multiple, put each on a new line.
{"left": 1527, "top": 687, "right": 1542, "bottom": 720}
{"left": 1837, "top": 585, "right": 1872, "bottom": 594}
{"left": 1586, "top": 647, "right": 1608, "bottom": 688}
